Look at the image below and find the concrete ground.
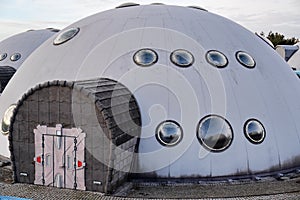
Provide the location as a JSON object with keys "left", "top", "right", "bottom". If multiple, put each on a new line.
{"left": 127, "top": 179, "right": 300, "bottom": 199}
{"left": 1, "top": 155, "right": 300, "bottom": 199}
{"left": 0, "top": 182, "right": 300, "bottom": 200}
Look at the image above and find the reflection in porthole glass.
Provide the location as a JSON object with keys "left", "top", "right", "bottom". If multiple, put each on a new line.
{"left": 53, "top": 27, "right": 80, "bottom": 45}
{"left": 170, "top": 49, "right": 194, "bottom": 67}
{"left": 236, "top": 51, "right": 256, "bottom": 68}
{"left": 1, "top": 104, "right": 17, "bottom": 135}
{"left": 244, "top": 119, "right": 266, "bottom": 144}
{"left": 206, "top": 50, "right": 228, "bottom": 68}
{"left": 133, "top": 49, "right": 158, "bottom": 67}
{"left": 156, "top": 120, "right": 183, "bottom": 146}
{"left": 10, "top": 53, "right": 21, "bottom": 61}
{"left": 197, "top": 115, "right": 233, "bottom": 152}
{"left": 0, "top": 53, "right": 7, "bottom": 61}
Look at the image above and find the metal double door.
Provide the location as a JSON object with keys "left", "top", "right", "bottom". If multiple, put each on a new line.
{"left": 34, "top": 124, "right": 86, "bottom": 190}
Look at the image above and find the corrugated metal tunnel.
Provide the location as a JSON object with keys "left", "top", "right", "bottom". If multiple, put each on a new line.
{"left": 8, "top": 78, "right": 141, "bottom": 194}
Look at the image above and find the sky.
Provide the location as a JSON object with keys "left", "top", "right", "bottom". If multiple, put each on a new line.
{"left": 0, "top": 0, "right": 299, "bottom": 41}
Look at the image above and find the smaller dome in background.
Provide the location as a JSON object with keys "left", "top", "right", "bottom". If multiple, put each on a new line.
{"left": 0, "top": 28, "right": 58, "bottom": 93}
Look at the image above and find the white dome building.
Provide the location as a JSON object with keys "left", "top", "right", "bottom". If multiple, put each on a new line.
{"left": 0, "top": 3, "right": 300, "bottom": 194}
{"left": 0, "top": 29, "right": 58, "bottom": 93}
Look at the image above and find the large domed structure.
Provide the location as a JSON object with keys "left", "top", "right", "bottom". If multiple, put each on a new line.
{"left": 0, "top": 29, "right": 58, "bottom": 93}
{"left": 0, "top": 4, "right": 300, "bottom": 194}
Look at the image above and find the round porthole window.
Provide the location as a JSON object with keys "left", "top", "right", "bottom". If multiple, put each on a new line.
{"left": 53, "top": 27, "right": 80, "bottom": 45}
{"left": 206, "top": 50, "right": 228, "bottom": 68}
{"left": 116, "top": 3, "right": 140, "bottom": 8}
{"left": 10, "top": 53, "right": 21, "bottom": 61}
{"left": 0, "top": 53, "right": 7, "bottom": 61}
{"left": 244, "top": 119, "right": 266, "bottom": 144}
{"left": 170, "top": 49, "right": 194, "bottom": 67}
{"left": 0, "top": 104, "right": 16, "bottom": 135}
{"left": 236, "top": 51, "right": 256, "bottom": 68}
{"left": 197, "top": 115, "right": 233, "bottom": 152}
{"left": 151, "top": 3, "right": 165, "bottom": 5}
{"left": 156, "top": 120, "right": 183, "bottom": 146}
{"left": 133, "top": 49, "right": 158, "bottom": 67}
{"left": 187, "top": 6, "right": 208, "bottom": 12}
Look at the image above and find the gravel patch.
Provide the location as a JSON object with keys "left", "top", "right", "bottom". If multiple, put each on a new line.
{"left": 1, "top": 155, "right": 300, "bottom": 199}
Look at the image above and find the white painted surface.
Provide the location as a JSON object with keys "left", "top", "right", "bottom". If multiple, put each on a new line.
{"left": 0, "top": 29, "right": 57, "bottom": 70}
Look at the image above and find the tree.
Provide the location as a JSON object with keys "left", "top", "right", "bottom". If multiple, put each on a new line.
{"left": 260, "top": 31, "right": 299, "bottom": 46}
